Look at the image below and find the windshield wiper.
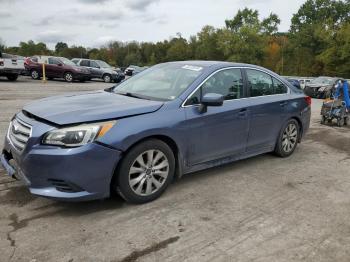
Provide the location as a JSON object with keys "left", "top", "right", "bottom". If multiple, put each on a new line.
{"left": 115, "top": 92, "right": 151, "bottom": 100}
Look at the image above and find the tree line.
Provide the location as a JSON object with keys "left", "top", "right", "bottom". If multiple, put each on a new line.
{"left": 1, "top": 0, "right": 349, "bottom": 78}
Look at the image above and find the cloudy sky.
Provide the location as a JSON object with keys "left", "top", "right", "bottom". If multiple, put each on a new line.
{"left": 0, "top": 0, "right": 305, "bottom": 49}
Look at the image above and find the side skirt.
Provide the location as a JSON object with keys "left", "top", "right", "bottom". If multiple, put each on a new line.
{"left": 182, "top": 146, "right": 274, "bottom": 176}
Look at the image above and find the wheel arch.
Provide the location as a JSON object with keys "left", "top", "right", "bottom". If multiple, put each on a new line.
{"left": 110, "top": 134, "right": 182, "bottom": 194}
{"left": 287, "top": 116, "right": 303, "bottom": 142}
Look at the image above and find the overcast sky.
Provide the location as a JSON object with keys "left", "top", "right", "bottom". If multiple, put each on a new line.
{"left": 0, "top": 0, "right": 306, "bottom": 49}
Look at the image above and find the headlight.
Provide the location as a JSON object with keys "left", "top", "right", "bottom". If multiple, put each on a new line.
{"left": 42, "top": 121, "right": 116, "bottom": 147}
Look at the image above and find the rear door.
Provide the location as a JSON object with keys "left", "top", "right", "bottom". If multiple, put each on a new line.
{"left": 183, "top": 68, "right": 250, "bottom": 165}
{"left": 244, "top": 68, "right": 289, "bottom": 153}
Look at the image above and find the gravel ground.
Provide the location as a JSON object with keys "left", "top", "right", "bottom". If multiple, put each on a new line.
{"left": 0, "top": 76, "right": 350, "bottom": 262}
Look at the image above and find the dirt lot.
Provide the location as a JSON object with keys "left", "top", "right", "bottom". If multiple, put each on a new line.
{"left": 1, "top": 77, "right": 350, "bottom": 262}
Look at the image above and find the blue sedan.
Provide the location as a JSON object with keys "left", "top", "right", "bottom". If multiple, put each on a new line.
{"left": 1, "top": 61, "right": 311, "bottom": 203}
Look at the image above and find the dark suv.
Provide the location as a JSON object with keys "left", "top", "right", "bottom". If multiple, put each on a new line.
{"left": 72, "top": 58, "right": 125, "bottom": 83}
{"left": 26, "top": 56, "right": 91, "bottom": 82}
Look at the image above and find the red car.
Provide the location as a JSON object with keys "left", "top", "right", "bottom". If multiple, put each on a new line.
{"left": 25, "top": 56, "right": 91, "bottom": 82}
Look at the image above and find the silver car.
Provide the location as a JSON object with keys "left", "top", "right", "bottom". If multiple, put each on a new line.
{"left": 72, "top": 58, "right": 125, "bottom": 83}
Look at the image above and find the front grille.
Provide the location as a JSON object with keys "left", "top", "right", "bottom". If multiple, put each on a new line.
{"left": 7, "top": 117, "right": 32, "bottom": 152}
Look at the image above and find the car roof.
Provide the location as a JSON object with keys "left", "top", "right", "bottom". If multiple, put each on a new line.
{"left": 163, "top": 60, "right": 275, "bottom": 71}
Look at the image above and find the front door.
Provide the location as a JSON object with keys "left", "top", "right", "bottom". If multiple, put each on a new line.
{"left": 46, "top": 57, "right": 64, "bottom": 78}
{"left": 183, "top": 68, "right": 250, "bottom": 166}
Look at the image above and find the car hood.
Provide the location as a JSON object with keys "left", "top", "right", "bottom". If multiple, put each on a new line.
{"left": 23, "top": 91, "right": 164, "bottom": 125}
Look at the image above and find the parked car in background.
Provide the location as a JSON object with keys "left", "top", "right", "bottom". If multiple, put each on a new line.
{"left": 0, "top": 51, "right": 25, "bottom": 81}
{"left": 72, "top": 59, "right": 125, "bottom": 83}
{"left": 124, "top": 65, "right": 147, "bottom": 76}
{"left": 25, "top": 56, "right": 91, "bottom": 82}
{"left": 304, "top": 77, "right": 341, "bottom": 99}
{"left": 286, "top": 78, "right": 301, "bottom": 89}
{"left": 1, "top": 61, "right": 311, "bottom": 204}
{"left": 299, "top": 78, "right": 313, "bottom": 89}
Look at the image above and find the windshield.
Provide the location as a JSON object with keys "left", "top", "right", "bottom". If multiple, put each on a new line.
{"left": 60, "top": 57, "right": 76, "bottom": 66}
{"left": 97, "top": 60, "right": 111, "bottom": 68}
{"left": 114, "top": 63, "right": 203, "bottom": 101}
{"left": 311, "top": 77, "right": 334, "bottom": 85}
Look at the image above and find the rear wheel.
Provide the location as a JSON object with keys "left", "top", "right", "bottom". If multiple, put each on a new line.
{"left": 274, "top": 119, "right": 300, "bottom": 157}
{"left": 6, "top": 74, "right": 18, "bottom": 81}
{"left": 64, "top": 72, "right": 73, "bottom": 82}
{"left": 31, "top": 69, "right": 40, "bottom": 80}
{"left": 114, "top": 139, "right": 175, "bottom": 204}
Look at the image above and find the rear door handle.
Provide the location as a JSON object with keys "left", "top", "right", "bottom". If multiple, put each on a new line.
{"left": 280, "top": 101, "right": 288, "bottom": 107}
{"left": 238, "top": 108, "right": 248, "bottom": 117}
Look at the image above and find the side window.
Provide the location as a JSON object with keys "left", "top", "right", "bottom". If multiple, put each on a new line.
{"left": 185, "top": 88, "right": 201, "bottom": 106}
{"left": 246, "top": 69, "right": 273, "bottom": 97}
{"left": 272, "top": 77, "right": 287, "bottom": 94}
{"left": 184, "top": 68, "right": 243, "bottom": 106}
{"left": 80, "top": 60, "right": 90, "bottom": 67}
{"left": 48, "top": 58, "right": 60, "bottom": 65}
{"left": 202, "top": 69, "right": 243, "bottom": 100}
{"left": 90, "top": 61, "right": 99, "bottom": 68}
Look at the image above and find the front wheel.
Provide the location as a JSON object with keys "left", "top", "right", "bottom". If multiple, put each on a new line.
{"left": 274, "top": 119, "right": 300, "bottom": 157}
{"left": 115, "top": 139, "right": 175, "bottom": 204}
{"left": 103, "top": 74, "right": 112, "bottom": 83}
{"left": 64, "top": 72, "right": 73, "bottom": 82}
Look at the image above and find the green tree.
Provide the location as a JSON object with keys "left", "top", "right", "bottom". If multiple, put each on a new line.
{"left": 55, "top": 42, "right": 68, "bottom": 55}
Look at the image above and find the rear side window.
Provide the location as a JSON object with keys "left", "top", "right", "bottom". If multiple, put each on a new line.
{"left": 272, "top": 78, "right": 287, "bottom": 94}
{"left": 80, "top": 60, "right": 90, "bottom": 67}
{"left": 246, "top": 69, "right": 287, "bottom": 97}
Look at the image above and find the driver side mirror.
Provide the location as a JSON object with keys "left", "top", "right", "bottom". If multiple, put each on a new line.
{"left": 198, "top": 93, "right": 224, "bottom": 113}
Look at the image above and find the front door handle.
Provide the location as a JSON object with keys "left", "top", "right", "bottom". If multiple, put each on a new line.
{"left": 238, "top": 108, "right": 248, "bottom": 117}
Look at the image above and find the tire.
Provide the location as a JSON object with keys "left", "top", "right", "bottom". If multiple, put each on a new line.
{"left": 64, "top": 72, "right": 73, "bottom": 82}
{"left": 103, "top": 74, "right": 112, "bottom": 83}
{"left": 321, "top": 116, "right": 326, "bottom": 125}
{"left": 337, "top": 118, "right": 344, "bottom": 127}
{"left": 6, "top": 74, "right": 18, "bottom": 81}
{"left": 274, "top": 119, "right": 300, "bottom": 158}
{"left": 114, "top": 139, "right": 175, "bottom": 204}
{"left": 31, "top": 69, "right": 40, "bottom": 80}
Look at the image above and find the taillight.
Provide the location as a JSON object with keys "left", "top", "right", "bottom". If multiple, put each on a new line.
{"left": 304, "top": 96, "right": 312, "bottom": 106}
{"left": 0, "top": 60, "right": 3, "bottom": 66}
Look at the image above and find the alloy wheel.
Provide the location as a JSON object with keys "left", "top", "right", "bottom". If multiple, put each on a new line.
{"left": 128, "top": 150, "right": 169, "bottom": 196}
{"left": 282, "top": 123, "right": 298, "bottom": 153}
{"left": 65, "top": 73, "right": 73, "bottom": 82}
{"left": 31, "top": 70, "right": 39, "bottom": 79}
{"left": 104, "top": 75, "right": 111, "bottom": 83}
